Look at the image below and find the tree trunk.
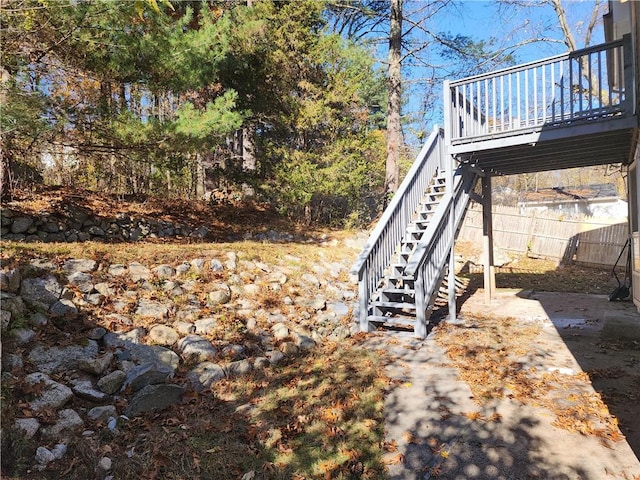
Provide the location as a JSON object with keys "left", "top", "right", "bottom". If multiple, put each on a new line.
{"left": 0, "top": 144, "right": 10, "bottom": 200}
{"left": 0, "top": 68, "right": 11, "bottom": 199}
{"left": 385, "top": 0, "right": 402, "bottom": 198}
{"left": 242, "top": 125, "right": 256, "bottom": 171}
{"left": 195, "top": 153, "right": 206, "bottom": 199}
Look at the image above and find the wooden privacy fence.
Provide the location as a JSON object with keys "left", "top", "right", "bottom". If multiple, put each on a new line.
{"left": 458, "top": 204, "right": 628, "bottom": 267}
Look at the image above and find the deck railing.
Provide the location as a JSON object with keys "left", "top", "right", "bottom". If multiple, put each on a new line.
{"left": 350, "top": 126, "right": 448, "bottom": 332}
{"left": 445, "top": 35, "right": 632, "bottom": 144}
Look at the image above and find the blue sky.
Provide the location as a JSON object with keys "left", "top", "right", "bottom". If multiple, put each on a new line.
{"left": 432, "top": 0, "right": 606, "bottom": 60}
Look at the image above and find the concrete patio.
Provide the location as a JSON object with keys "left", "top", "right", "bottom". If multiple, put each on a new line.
{"left": 371, "top": 289, "right": 640, "bottom": 479}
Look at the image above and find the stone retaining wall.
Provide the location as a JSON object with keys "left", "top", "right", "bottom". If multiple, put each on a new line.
{"left": 0, "top": 206, "right": 210, "bottom": 243}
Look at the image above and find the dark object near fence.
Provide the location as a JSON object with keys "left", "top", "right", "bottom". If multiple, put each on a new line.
{"left": 609, "top": 238, "right": 632, "bottom": 301}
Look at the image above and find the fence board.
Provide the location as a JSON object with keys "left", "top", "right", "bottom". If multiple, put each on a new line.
{"left": 575, "top": 222, "right": 629, "bottom": 266}
{"left": 458, "top": 204, "right": 627, "bottom": 267}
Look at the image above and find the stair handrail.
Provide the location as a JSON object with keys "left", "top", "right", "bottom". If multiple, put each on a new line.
{"left": 350, "top": 126, "right": 445, "bottom": 330}
{"left": 404, "top": 168, "right": 477, "bottom": 337}
{"left": 405, "top": 169, "right": 476, "bottom": 277}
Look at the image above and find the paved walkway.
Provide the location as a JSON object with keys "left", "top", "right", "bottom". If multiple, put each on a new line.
{"left": 370, "top": 290, "right": 640, "bottom": 480}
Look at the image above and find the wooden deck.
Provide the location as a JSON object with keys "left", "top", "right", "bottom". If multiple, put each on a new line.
{"left": 444, "top": 35, "right": 638, "bottom": 175}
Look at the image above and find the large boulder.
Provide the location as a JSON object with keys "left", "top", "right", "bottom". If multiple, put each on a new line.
{"left": 20, "top": 276, "right": 64, "bottom": 310}
{"left": 124, "top": 384, "right": 186, "bottom": 417}
{"left": 25, "top": 372, "right": 73, "bottom": 411}
{"left": 28, "top": 341, "right": 99, "bottom": 374}
{"left": 176, "top": 335, "right": 217, "bottom": 363}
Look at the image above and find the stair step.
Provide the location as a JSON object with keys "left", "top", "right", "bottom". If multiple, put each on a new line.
{"left": 400, "top": 242, "right": 417, "bottom": 252}
{"left": 402, "top": 238, "right": 419, "bottom": 247}
{"left": 371, "top": 301, "right": 416, "bottom": 310}
{"left": 381, "top": 288, "right": 416, "bottom": 294}
{"left": 385, "top": 274, "right": 415, "bottom": 281}
{"left": 425, "top": 201, "right": 442, "bottom": 209}
{"left": 385, "top": 279, "right": 415, "bottom": 289}
{"left": 389, "top": 261, "right": 408, "bottom": 270}
{"left": 368, "top": 315, "right": 417, "bottom": 326}
{"left": 378, "top": 290, "right": 416, "bottom": 302}
{"left": 414, "top": 218, "right": 432, "bottom": 227}
{"left": 418, "top": 204, "right": 439, "bottom": 212}
{"left": 418, "top": 209, "right": 437, "bottom": 217}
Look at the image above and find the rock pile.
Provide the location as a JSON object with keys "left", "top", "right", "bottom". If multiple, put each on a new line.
{"left": 0, "top": 206, "right": 214, "bottom": 243}
{"left": 1, "top": 248, "right": 358, "bottom": 474}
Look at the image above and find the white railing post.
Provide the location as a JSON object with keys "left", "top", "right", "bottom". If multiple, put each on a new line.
{"left": 443, "top": 81, "right": 453, "bottom": 144}
{"left": 622, "top": 34, "right": 635, "bottom": 116}
{"left": 358, "top": 271, "right": 371, "bottom": 332}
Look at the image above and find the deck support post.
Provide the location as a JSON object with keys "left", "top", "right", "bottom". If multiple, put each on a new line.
{"left": 448, "top": 235, "right": 457, "bottom": 320}
{"left": 482, "top": 175, "right": 496, "bottom": 304}
{"left": 622, "top": 34, "right": 633, "bottom": 117}
{"left": 447, "top": 156, "right": 457, "bottom": 322}
{"left": 443, "top": 81, "right": 458, "bottom": 321}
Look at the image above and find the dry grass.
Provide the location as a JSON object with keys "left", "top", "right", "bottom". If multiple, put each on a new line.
{"left": 455, "top": 240, "right": 617, "bottom": 295}
{"left": 0, "top": 230, "right": 390, "bottom": 479}
{"left": 0, "top": 238, "right": 352, "bottom": 270}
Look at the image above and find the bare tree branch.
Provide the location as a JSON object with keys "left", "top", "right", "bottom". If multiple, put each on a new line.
{"left": 584, "top": 0, "right": 602, "bottom": 47}
{"left": 548, "top": 0, "right": 577, "bottom": 51}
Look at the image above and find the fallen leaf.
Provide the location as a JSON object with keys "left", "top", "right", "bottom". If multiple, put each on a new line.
{"left": 403, "top": 431, "right": 422, "bottom": 444}
{"left": 383, "top": 440, "right": 398, "bottom": 452}
{"left": 463, "top": 411, "right": 483, "bottom": 421}
{"left": 384, "top": 453, "right": 405, "bottom": 465}
{"left": 427, "top": 437, "right": 440, "bottom": 448}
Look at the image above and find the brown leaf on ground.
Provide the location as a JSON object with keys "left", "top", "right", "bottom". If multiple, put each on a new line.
{"left": 403, "top": 431, "right": 422, "bottom": 444}
{"left": 383, "top": 440, "right": 398, "bottom": 452}
{"left": 383, "top": 452, "right": 405, "bottom": 465}
{"left": 463, "top": 411, "right": 483, "bottom": 421}
{"left": 435, "top": 314, "right": 624, "bottom": 442}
